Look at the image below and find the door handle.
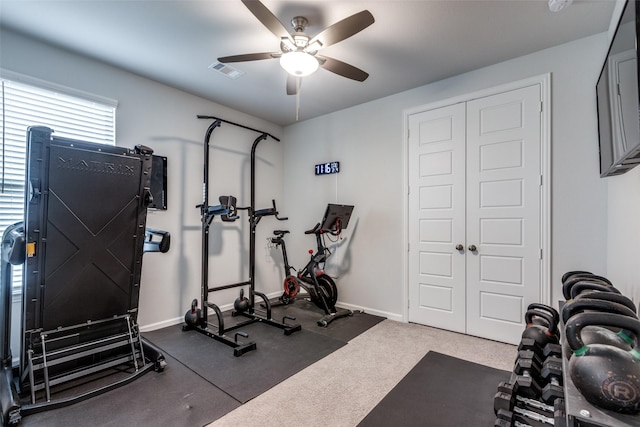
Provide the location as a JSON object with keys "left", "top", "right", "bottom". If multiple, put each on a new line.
{"left": 455, "top": 244, "right": 464, "bottom": 251}
{"left": 468, "top": 244, "right": 477, "bottom": 252}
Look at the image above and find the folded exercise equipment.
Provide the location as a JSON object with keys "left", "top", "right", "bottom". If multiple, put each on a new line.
{"left": 1, "top": 127, "right": 169, "bottom": 426}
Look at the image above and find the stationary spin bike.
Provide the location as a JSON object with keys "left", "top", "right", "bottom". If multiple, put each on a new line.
{"left": 270, "top": 204, "right": 354, "bottom": 327}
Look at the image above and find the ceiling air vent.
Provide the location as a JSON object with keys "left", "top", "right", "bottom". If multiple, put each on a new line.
{"left": 209, "top": 62, "right": 244, "bottom": 79}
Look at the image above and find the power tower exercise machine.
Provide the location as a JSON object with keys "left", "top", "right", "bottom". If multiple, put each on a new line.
{"left": 182, "top": 116, "right": 301, "bottom": 357}
{"left": 0, "top": 127, "right": 169, "bottom": 426}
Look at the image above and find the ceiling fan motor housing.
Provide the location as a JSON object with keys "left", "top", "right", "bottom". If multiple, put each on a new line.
{"left": 218, "top": 0, "right": 375, "bottom": 95}
{"left": 291, "top": 16, "right": 308, "bottom": 33}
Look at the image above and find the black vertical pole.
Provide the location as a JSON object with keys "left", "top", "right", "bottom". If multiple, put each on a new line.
{"left": 0, "top": 248, "right": 13, "bottom": 366}
{"left": 201, "top": 120, "right": 221, "bottom": 323}
{"left": 249, "top": 133, "right": 268, "bottom": 310}
{"left": 0, "top": 223, "right": 24, "bottom": 367}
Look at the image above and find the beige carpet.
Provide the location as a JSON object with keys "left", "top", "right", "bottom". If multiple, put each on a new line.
{"left": 208, "top": 319, "right": 515, "bottom": 427}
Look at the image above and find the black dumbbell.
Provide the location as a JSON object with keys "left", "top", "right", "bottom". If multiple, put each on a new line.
{"left": 518, "top": 338, "right": 562, "bottom": 362}
{"left": 512, "top": 352, "right": 543, "bottom": 398}
{"left": 495, "top": 382, "right": 555, "bottom": 414}
{"left": 512, "top": 351, "right": 563, "bottom": 404}
{"left": 494, "top": 395, "right": 555, "bottom": 423}
{"left": 539, "top": 356, "right": 563, "bottom": 403}
{"left": 495, "top": 404, "right": 555, "bottom": 427}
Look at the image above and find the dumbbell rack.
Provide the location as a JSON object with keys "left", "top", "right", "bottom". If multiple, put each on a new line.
{"left": 559, "top": 317, "right": 639, "bottom": 427}
{"left": 496, "top": 305, "right": 640, "bottom": 426}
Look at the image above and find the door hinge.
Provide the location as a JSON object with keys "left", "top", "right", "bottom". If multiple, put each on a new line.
{"left": 539, "top": 175, "right": 543, "bottom": 186}
{"left": 539, "top": 101, "right": 543, "bottom": 113}
{"left": 540, "top": 248, "right": 543, "bottom": 259}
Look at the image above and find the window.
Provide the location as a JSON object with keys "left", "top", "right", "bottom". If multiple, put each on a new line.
{"left": 1, "top": 75, "right": 116, "bottom": 291}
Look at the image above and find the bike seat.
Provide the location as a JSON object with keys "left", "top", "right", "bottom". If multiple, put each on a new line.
{"left": 273, "top": 230, "right": 290, "bottom": 236}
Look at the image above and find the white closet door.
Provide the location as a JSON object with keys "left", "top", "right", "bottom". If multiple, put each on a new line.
{"left": 465, "top": 84, "right": 542, "bottom": 344}
{"left": 408, "top": 103, "right": 467, "bottom": 332}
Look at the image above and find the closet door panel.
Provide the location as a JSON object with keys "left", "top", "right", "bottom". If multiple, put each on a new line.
{"left": 408, "top": 103, "right": 466, "bottom": 332}
{"left": 465, "top": 84, "right": 542, "bottom": 344}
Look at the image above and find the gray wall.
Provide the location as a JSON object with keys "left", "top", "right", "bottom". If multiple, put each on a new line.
{"left": 1, "top": 29, "right": 285, "bottom": 339}
{"left": 5, "top": 15, "right": 637, "bottom": 338}
{"left": 606, "top": 0, "right": 640, "bottom": 302}
{"left": 283, "top": 33, "right": 611, "bottom": 320}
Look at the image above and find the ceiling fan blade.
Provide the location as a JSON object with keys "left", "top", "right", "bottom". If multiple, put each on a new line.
{"left": 241, "top": 0, "right": 294, "bottom": 43}
{"left": 286, "top": 75, "right": 300, "bottom": 95}
{"left": 317, "top": 56, "right": 369, "bottom": 82}
{"left": 308, "top": 10, "right": 374, "bottom": 49}
{"left": 218, "top": 52, "right": 280, "bottom": 63}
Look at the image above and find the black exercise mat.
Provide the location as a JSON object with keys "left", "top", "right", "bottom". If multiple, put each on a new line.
{"left": 20, "top": 352, "right": 241, "bottom": 427}
{"left": 268, "top": 299, "right": 385, "bottom": 342}
{"left": 358, "top": 351, "right": 509, "bottom": 427}
{"left": 144, "top": 321, "right": 346, "bottom": 403}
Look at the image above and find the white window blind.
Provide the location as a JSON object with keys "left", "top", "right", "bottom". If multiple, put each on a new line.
{"left": 1, "top": 77, "right": 116, "bottom": 291}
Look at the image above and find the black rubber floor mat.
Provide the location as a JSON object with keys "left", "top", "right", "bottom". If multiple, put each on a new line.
{"left": 268, "top": 299, "right": 385, "bottom": 342}
{"left": 144, "top": 321, "right": 346, "bottom": 403}
{"left": 357, "top": 351, "right": 510, "bottom": 427}
{"left": 20, "top": 352, "right": 241, "bottom": 427}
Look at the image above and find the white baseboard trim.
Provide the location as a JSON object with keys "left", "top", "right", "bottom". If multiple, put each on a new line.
{"left": 335, "top": 301, "right": 402, "bottom": 323}
{"left": 139, "top": 294, "right": 404, "bottom": 331}
{"left": 139, "top": 291, "right": 285, "bottom": 332}
{"left": 139, "top": 317, "right": 184, "bottom": 332}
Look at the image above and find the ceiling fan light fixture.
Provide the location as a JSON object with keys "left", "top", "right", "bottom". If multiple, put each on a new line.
{"left": 280, "top": 51, "right": 319, "bottom": 76}
{"left": 281, "top": 37, "right": 296, "bottom": 51}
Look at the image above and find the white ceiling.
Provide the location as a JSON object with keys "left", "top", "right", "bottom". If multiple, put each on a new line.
{"left": 0, "top": 0, "right": 616, "bottom": 126}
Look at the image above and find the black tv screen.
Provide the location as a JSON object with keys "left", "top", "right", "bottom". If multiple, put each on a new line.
{"left": 596, "top": 0, "right": 640, "bottom": 176}
{"left": 149, "top": 155, "right": 167, "bottom": 210}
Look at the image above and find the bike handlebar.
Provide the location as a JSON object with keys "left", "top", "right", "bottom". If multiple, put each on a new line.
{"left": 304, "top": 222, "right": 321, "bottom": 235}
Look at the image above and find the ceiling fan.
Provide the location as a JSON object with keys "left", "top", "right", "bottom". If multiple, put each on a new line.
{"left": 218, "top": 0, "right": 375, "bottom": 95}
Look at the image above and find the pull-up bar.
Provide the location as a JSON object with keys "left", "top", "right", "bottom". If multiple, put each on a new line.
{"left": 197, "top": 115, "right": 280, "bottom": 142}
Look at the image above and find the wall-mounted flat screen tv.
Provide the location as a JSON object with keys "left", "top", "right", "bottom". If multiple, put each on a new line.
{"left": 597, "top": 0, "right": 640, "bottom": 177}
{"left": 149, "top": 155, "right": 167, "bottom": 210}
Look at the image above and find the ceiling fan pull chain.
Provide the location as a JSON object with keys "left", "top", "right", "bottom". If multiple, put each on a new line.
{"left": 296, "top": 79, "right": 301, "bottom": 121}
